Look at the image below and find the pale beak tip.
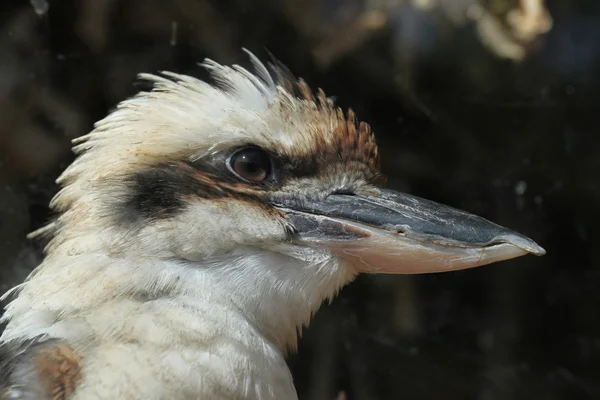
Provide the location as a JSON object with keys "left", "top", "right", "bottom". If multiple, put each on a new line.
{"left": 530, "top": 244, "right": 546, "bottom": 256}
{"left": 498, "top": 233, "right": 546, "bottom": 256}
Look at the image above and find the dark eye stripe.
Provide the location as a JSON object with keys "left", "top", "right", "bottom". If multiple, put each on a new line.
{"left": 116, "top": 161, "right": 269, "bottom": 224}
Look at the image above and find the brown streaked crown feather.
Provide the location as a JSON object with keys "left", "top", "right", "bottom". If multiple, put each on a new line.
{"left": 270, "top": 63, "right": 380, "bottom": 179}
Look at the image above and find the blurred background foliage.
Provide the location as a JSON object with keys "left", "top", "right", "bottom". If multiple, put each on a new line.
{"left": 0, "top": 0, "right": 599, "bottom": 399}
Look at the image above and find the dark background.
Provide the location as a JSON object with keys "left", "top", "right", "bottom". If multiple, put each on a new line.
{"left": 0, "top": 0, "right": 598, "bottom": 399}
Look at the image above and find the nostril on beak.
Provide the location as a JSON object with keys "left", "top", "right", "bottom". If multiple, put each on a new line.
{"left": 331, "top": 189, "right": 355, "bottom": 196}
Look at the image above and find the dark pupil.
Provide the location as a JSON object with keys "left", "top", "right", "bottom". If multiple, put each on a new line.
{"left": 233, "top": 150, "right": 270, "bottom": 181}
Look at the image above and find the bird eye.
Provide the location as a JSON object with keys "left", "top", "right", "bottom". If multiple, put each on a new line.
{"left": 228, "top": 147, "right": 272, "bottom": 183}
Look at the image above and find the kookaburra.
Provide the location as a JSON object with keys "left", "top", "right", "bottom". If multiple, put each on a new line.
{"left": 0, "top": 51, "right": 545, "bottom": 400}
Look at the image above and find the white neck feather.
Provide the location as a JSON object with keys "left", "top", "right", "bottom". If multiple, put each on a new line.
{"left": 1, "top": 235, "right": 356, "bottom": 399}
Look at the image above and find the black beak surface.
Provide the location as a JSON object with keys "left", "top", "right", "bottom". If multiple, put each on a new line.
{"left": 273, "top": 189, "right": 545, "bottom": 274}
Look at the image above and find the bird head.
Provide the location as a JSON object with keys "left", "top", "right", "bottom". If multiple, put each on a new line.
{"left": 13, "top": 51, "right": 544, "bottom": 352}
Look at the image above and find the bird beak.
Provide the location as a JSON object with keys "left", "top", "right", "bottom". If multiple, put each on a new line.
{"left": 273, "top": 189, "right": 545, "bottom": 274}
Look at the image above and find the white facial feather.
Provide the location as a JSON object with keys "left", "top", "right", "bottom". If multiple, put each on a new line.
{"left": 0, "top": 51, "right": 370, "bottom": 399}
